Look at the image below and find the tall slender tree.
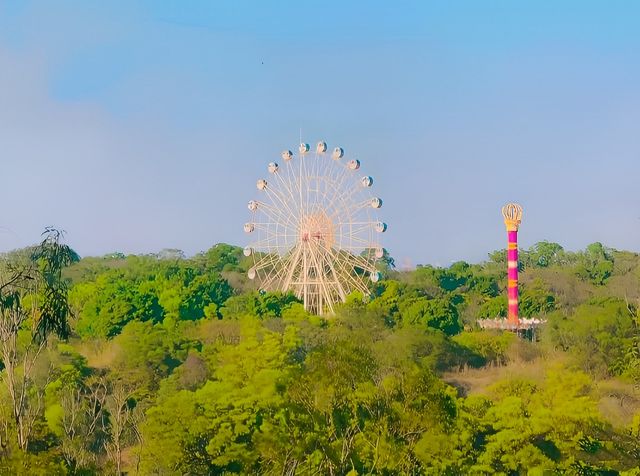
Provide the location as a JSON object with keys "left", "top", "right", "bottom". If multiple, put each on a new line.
{"left": 0, "top": 228, "right": 77, "bottom": 450}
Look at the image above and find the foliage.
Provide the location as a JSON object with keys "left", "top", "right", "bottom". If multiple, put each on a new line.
{"left": 2, "top": 239, "right": 640, "bottom": 474}
{"left": 71, "top": 251, "right": 233, "bottom": 338}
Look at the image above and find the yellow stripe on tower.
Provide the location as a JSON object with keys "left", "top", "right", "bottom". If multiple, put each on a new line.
{"left": 507, "top": 242, "right": 518, "bottom": 250}
{"left": 508, "top": 279, "right": 518, "bottom": 287}
{"left": 508, "top": 298, "right": 518, "bottom": 305}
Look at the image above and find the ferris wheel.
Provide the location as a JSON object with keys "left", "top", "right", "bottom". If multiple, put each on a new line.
{"left": 243, "top": 141, "right": 386, "bottom": 315}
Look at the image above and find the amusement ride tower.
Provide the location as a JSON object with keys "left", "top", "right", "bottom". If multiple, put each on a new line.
{"left": 502, "top": 203, "right": 523, "bottom": 327}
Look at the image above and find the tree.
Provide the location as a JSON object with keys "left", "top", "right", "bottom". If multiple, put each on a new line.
{"left": 139, "top": 326, "right": 295, "bottom": 474}
{"left": 156, "top": 249, "right": 186, "bottom": 260}
{"left": 527, "top": 241, "right": 565, "bottom": 267}
{"left": 103, "top": 380, "right": 143, "bottom": 475}
{"left": 575, "top": 242, "right": 615, "bottom": 285}
{"left": 519, "top": 279, "right": 555, "bottom": 317}
{"left": 44, "top": 345, "right": 108, "bottom": 472}
{"left": 201, "top": 243, "right": 246, "bottom": 272}
{"left": 0, "top": 229, "right": 77, "bottom": 450}
{"left": 439, "top": 261, "right": 471, "bottom": 291}
{"left": 471, "top": 367, "right": 606, "bottom": 473}
{"left": 398, "top": 295, "right": 461, "bottom": 335}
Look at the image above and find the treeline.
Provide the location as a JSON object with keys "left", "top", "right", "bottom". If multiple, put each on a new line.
{"left": 0, "top": 237, "right": 639, "bottom": 474}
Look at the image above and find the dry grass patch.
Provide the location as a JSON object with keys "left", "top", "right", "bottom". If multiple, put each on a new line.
{"left": 594, "top": 378, "right": 640, "bottom": 428}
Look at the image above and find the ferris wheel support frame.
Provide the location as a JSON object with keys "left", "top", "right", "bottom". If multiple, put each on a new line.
{"left": 244, "top": 141, "right": 386, "bottom": 315}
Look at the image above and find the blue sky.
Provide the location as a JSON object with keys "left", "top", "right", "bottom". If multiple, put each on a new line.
{"left": 0, "top": 1, "right": 638, "bottom": 266}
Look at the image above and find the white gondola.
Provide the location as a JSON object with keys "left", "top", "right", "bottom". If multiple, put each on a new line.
{"left": 244, "top": 223, "right": 255, "bottom": 233}
{"left": 316, "top": 141, "right": 327, "bottom": 153}
{"left": 370, "top": 197, "right": 382, "bottom": 209}
{"left": 282, "top": 150, "right": 293, "bottom": 161}
{"left": 370, "top": 271, "right": 381, "bottom": 283}
{"left": 332, "top": 147, "right": 344, "bottom": 159}
{"left": 257, "top": 179, "right": 267, "bottom": 190}
{"left": 243, "top": 247, "right": 253, "bottom": 257}
{"left": 375, "top": 247, "right": 384, "bottom": 259}
{"left": 348, "top": 159, "right": 360, "bottom": 170}
{"left": 361, "top": 176, "right": 373, "bottom": 187}
{"left": 268, "top": 162, "right": 278, "bottom": 173}
{"left": 248, "top": 268, "right": 256, "bottom": 280}
{"left": 299, "top": 143, "right": 310, "bottom": 154}
{"left": 247, "top": 200, "right": 258, "bottom": 211}
{"left": 375, "top": 222, "right": 387, "bottom": 233}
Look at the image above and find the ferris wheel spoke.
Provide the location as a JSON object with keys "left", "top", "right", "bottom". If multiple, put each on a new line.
{"left": 256, "top": 228, "right": 296, "bottom": 251}
{"left": 250, "top": 243, "right": 293, "bottom": 255}
{"left": 314, "top": 240, "right": 372, "bottom": 295}
{"left": 340, "top": 266, "right": 373, "bottom": 295}
{"left": 314, "top": 174, "right": 357, "bottom": 223}
{"left": 333, "top": 260, "right": 370, "bottom": 295}
{"left": 299, "top": 152, "right": 310, "bottom": 217}
{"left": 348, "top": 252, "right": 377, "bottom": 271}
{"left": 252, "top": 223, "right": 298, "bottom": 236}
{"left": 255, "top": 253, "right": 286, "bottom": 275}
{"left": 303, "top": 155, "right": 319, "bottom": 217}
{"left": 323, "top": 258, "right": 347, "bottom": 303}
{"left": 335, "top": 225, "right": 376, "bottom": 239}
{"left": 278, "top": 159, "right": 295, "bottom": 198}
{"left": 338, "top": 245, "right": 376, "bottom": 256}
{"left": 304, "top": 153, "right": 323, "bottom": 213}
{"left": 351, "top": 226, "right": 376, "bottom": 243}
{"left": 323, "top": 161, "right": 356, "bottom": 214}
{"left": 272, "top": 170, "right": 303, "bottom": 219}
{"left": 278, "top": 247, "right": 302, "bottom": 281}
{"left": 334, "top": 233, "right": 376, "bottom": 246}
{"left": 264, "top": 167, "right": 305, "bottom": 221}
{"left": 252, "top": 231, "right": 298, "bottom": 244}
{"left": 263, "top": 186, "right": 302, "bottom": 227}
{"left": 260, "top": 262, "right": 287, "bottom": 290}
{"left": 316, "top": 243, "right": 350, "bottom": 302}
{"left": 305, "top": 242, "right": 335, "bottom": 313}
{"left": 328, "top": 244, "right": 376, "bottom": 277}
{"left": 329, "top": 179, "right": 374, "bottom": 222}
{"left": 326, "top": 187, "right": 359, "bottom": 226}
{"left": 338, "top": 183, "right": 367, "bottom": 210}
{"left": 350, "top": 199, "right": 378, "bottom": 214}
{"left": 322, "top": 178, "right": 350, "bottom": 221}
{"left": 326, "top": 155, "right": 350, "bottom": 185}
{"left": 250, "top": 235, "right": 294, "bottom": 247}
{"left": 325, "top": 180, "right": 366, "bottom": 219}
{"left": 252, "top": 253, "right": 282, "bottom": 271}
{"left": 336, "top": 230, "right": 374, "bottom": 245}
{"left": 254, "top": 202, "right": 299, "bottom": 234}
{"left": 335, "top": 221, "right": 377, "bottom": 226}
{"left": 283, "top": 157, "right": 303, "bottom": 214}
{"left": 258, "top": 257, "right": 296, "bottom": 291}
{"left": 257, "top": 233, "right": 297, "bottom": 249}
{"left": 281, "top": 243, "right": 304, "bottom": 292}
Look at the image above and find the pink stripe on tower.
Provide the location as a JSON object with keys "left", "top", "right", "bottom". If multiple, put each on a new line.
{"left": 502, "top": 204, "right": 523, "bottom": 327}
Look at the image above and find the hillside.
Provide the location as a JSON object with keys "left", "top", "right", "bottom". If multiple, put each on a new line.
{"left": 1, "top": 238, "right": 639, "bottom": 474}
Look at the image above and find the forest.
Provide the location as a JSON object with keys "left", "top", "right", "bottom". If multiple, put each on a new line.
{"left": 1, "top": 231, "right": 639, "bottom": 475}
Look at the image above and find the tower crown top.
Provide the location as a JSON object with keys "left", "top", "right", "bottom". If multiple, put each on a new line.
{"left": 502, "top": 203, "right": 523, "bottom": 231}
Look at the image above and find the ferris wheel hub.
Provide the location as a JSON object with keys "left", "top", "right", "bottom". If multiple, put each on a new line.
{"left": 299, "top": 212, "right": 335, "bottom": 246}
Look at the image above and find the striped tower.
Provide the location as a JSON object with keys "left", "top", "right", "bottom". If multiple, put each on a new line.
{"left": 502, "top": 203, "right": 523, "bottom": 327}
